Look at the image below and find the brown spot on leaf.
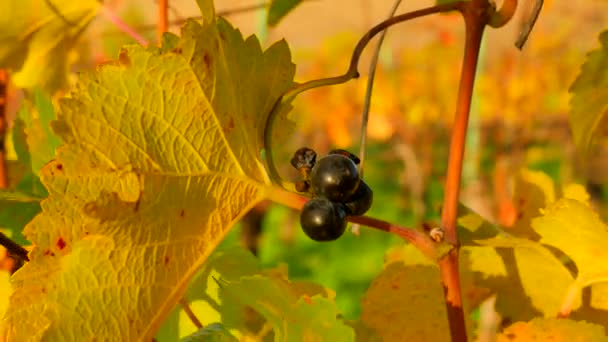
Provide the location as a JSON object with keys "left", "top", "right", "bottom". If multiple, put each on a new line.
{"left": 391, "top": 284, "right": 399, "bottom": 290}
{"left": 203, "top": 53, "right": 212, "bottom": 69}
{"left": 118, "top": 50, "right": 131, "bottom": 67}
{"left": 134, "top": 198, "right": 141, "bottom": 212}
{"left": 506, "top": 333, "right": 516, "bottom": 339}
{"left": 56, "top": 238, "right": 66, "bottom": 250}
{"left": 43, "top": 250, "right": 55, "bottom": 257}
{"left": 518, "top": 198, "right": 526, "bottom": 207}
{"left": 41, "top": 287, "right": 46, "bottom": 294}
{"left": 56, "top": 163, "right": 63, "bottom": 171}
{"left": 164, "top": 256, "right": 170, "bottom": 265}
{"left": 172, "top": 47, "right": 183, "bottom": 54}
{"left": 179, "top": 209, "right": 185, "bottom": 218}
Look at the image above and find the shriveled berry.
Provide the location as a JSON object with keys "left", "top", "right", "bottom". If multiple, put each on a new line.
{"left": 291, "top": 147, "right": 317, "bottom": 171}
{"left": 343, "top": 180, "right": 373, "bottom": 216}
{"left": 300, "top": 197, "right": 347, "bottom": 241}
{"left": 310, "top": 154, "right": 360, "bottom": 202}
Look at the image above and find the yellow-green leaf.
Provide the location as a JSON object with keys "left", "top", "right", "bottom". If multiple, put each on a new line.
{"left": 0, "top": 0, "right": 99, "bottom": 92}
{"left": 182, "top": 323, "right": 237, "bottom": 342}
{"left": 497, "top": 318, "right": 608, "bottom": 342}
{"left": 2, "top": 2, "right": 295, "bottom": 340}
{"left": 17, "top": 89, "right": 62, "bottom": 174}
{"left": 569, "top": 30, "right": 608, "bottom": 157}
{"left": 222, "top": 275, "right": 353, "bottom": 341}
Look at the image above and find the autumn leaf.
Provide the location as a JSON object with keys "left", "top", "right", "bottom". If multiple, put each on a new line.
{"left": 0, "top": 0, "right": 99, "bottom": 92}
{"left": 569, "top": 30, "right": 608, "bottom": 157}
{"left": 361, "top": 244, "right": 480, "bottom": 341}
{"left": 497, "top": 318, "right": 608, "bottom": 341}
{"left": 1, "top": 1, "right": 297, "bottom": 340}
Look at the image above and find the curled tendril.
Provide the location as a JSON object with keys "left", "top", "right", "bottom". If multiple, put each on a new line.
{"left": 263, "top": 2, "right": 463, "bottom": 190}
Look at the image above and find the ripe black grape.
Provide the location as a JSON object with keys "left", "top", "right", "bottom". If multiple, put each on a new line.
{"left": 300, "top": 197, "right": 347, "bottom": 241}
{"left": 344, "top": 180, "right": 373, "bottom": 216}
{"left": 329, "top": 149, "right": 360, "bottom": 165}
{"left": 310, "top": 154, "right": 360, "bottom": 202}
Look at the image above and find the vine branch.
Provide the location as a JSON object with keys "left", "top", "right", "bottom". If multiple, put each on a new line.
{"left": 0, "top": 232, "right": 29, "bottom": 262}
{"left": 158, "top": 0, "right": 169, "bottom": 44}
{"left": 179, "top": 298, "right": 203, "bottom": 329}
{"left": 437, "top": 0, "right": 507, "bottom": 340}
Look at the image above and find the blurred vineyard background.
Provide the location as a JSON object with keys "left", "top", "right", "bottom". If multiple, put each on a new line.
{"left": 4, "top": 0, "right": 608, "bottom": 322}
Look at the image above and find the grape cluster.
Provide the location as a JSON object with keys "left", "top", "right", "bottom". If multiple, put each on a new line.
{"left": 291, "top": 148, "right": 373, "bottom": 242}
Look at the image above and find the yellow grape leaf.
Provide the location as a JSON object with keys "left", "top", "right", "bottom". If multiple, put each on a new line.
{"left": 2, "top": 2, "right": 296, "bottom": 340}
{"left": 510, "top": 169, "right": 555, "bottom": 239}
{"left": 569, "top": 30, "right": 608, "bottom": 157}
{"left": 0, "top": 0, "right": 99, "bottom": 92}
{"left": 533, "top": 199, "right": 608, "bottom": 285}
{"left": 497, "top": 318, "right": 608, "bottom": 342}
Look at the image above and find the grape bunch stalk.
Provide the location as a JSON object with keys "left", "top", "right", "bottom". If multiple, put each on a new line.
{"left": 290, "top": 148, "right": 373, "bottom": 241}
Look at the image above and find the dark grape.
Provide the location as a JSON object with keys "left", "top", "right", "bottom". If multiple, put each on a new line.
{"left": 310, "top": 154, "right": 360, "bottom": 202}
{"left": 329, "top": 149, "right": 360, "bottom": 165}
{"left": 290, "top": 147, "right": 317, "bottom": 171}
{"left": 343, "top": 180, "right": 373, "bottom": 216}
{"left": 300, "top": 197, "right": 347, "bottom": 241}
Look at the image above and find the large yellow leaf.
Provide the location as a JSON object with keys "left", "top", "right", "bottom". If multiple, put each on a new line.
{"left": 1, "top": 3, "right": 295, "bottom": 340}
{"left": 0, "top": 0, "right": 99, "bottom": 92}
{"left": 533, "top": 199, "right": 608, "bottom": 285}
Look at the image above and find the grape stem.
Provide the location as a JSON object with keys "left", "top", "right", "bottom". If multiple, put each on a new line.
{"left": 263, "top": 2, "right": 462, "bottom": 191}
{"left": 265, "top": 186, "right": 440, "bottom": 258}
